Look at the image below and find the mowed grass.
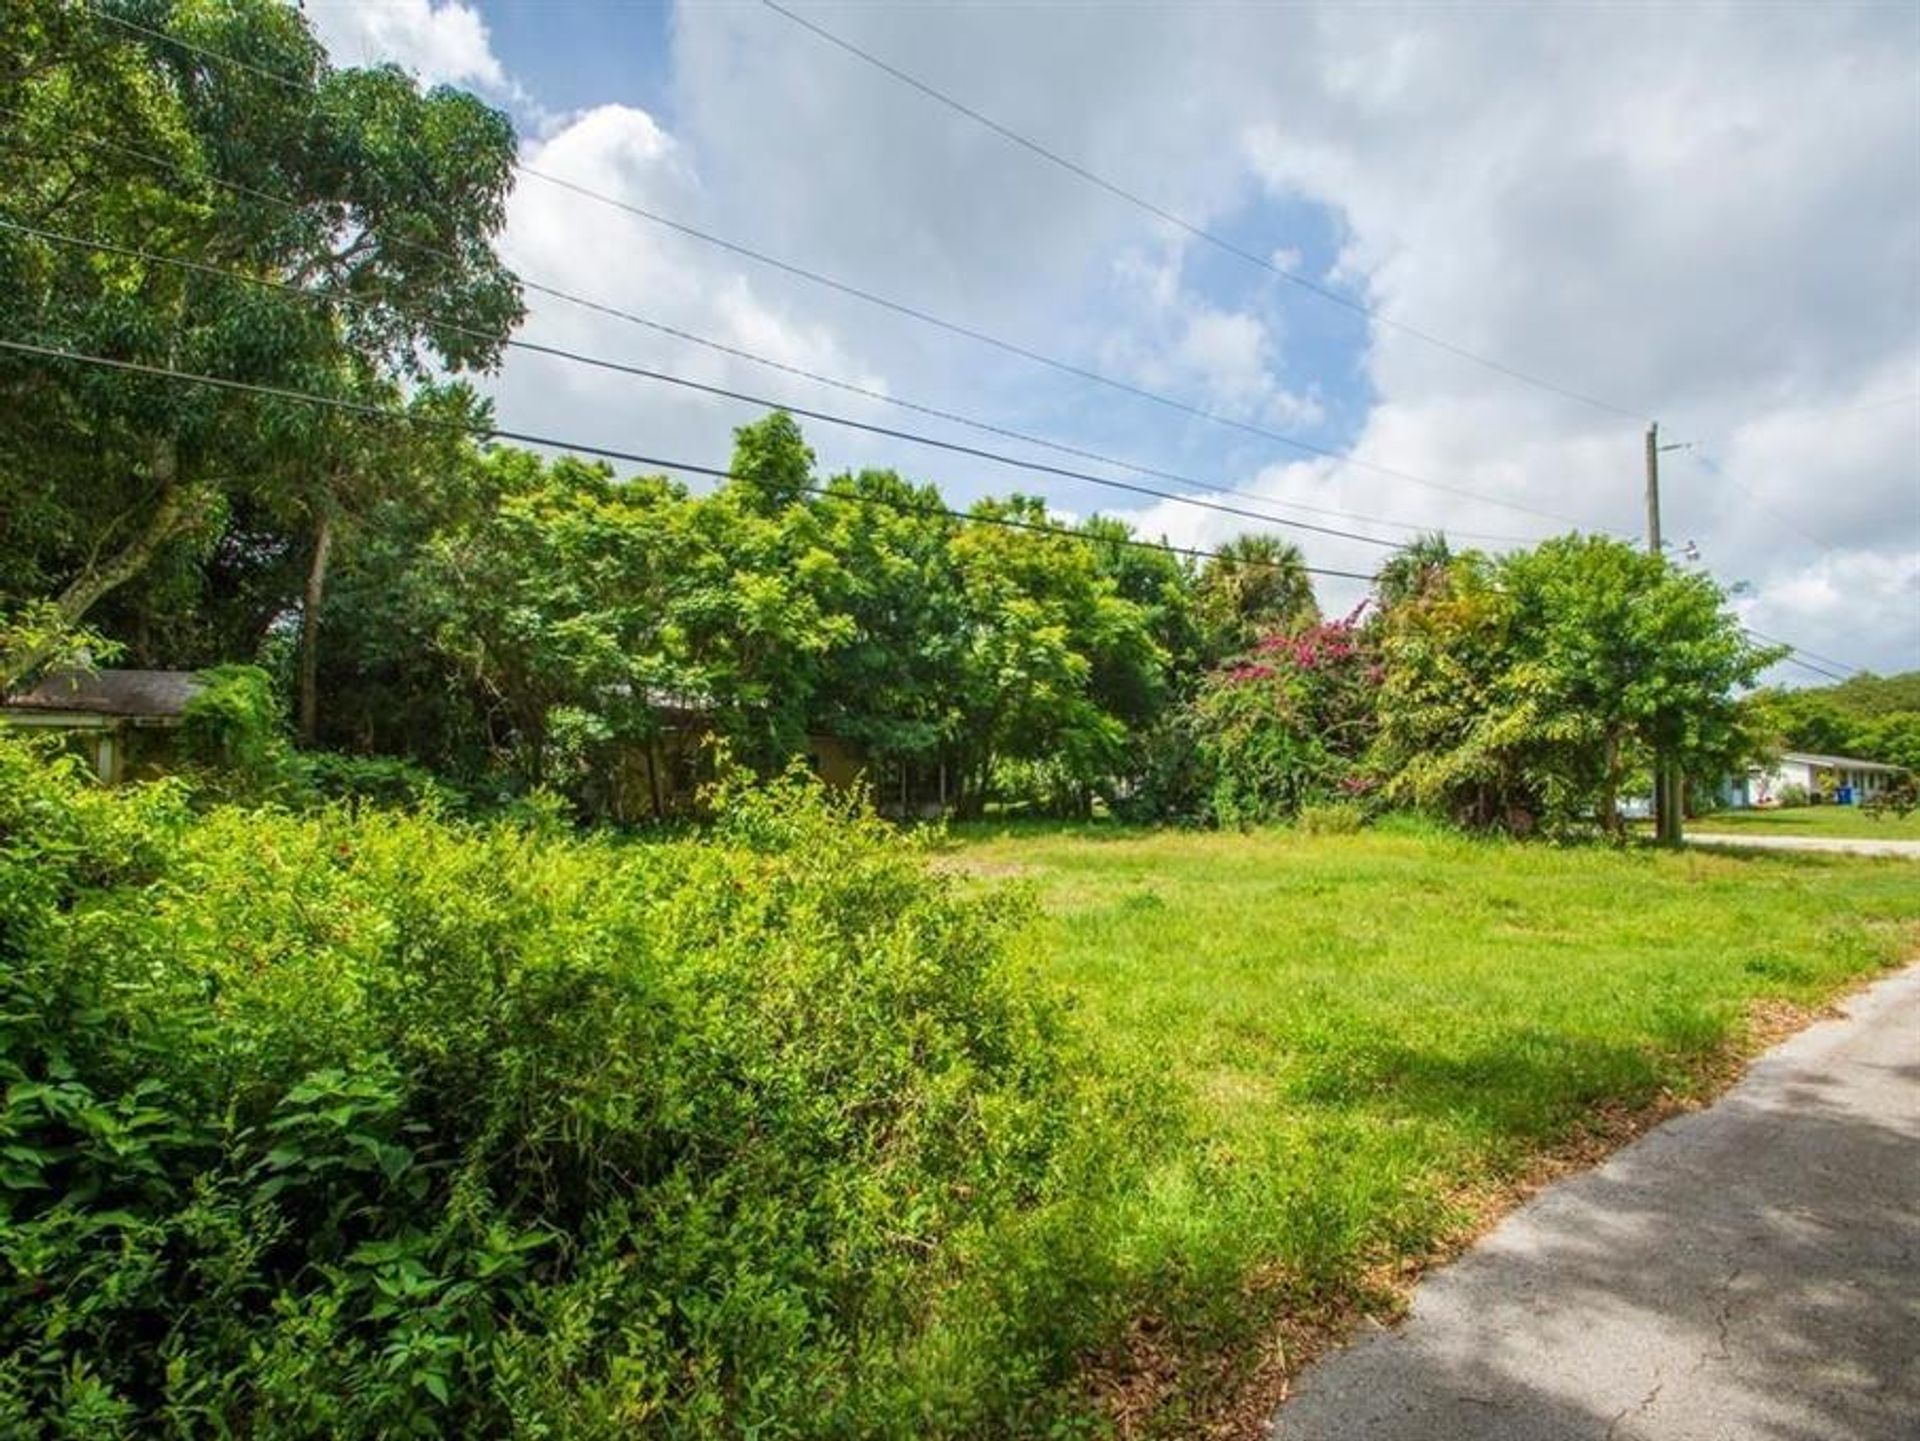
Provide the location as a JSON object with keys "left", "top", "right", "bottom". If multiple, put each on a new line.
{"left": 939, "top": 818, "right": 1920, "bottom": 1423}
{"left": 1688, "top": 804, "right": 1920, "bottom": 841}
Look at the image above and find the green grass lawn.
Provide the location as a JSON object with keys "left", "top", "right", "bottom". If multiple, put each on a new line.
{"left": 1687, "top": 804, "right": 1920, "bottom": 841}
{"left": 940, "top": 818, "right": 1920, "bottom": 1427}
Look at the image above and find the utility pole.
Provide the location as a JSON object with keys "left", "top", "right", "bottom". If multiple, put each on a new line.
{"left": 1644, "top": 422, "right": 1663, "bottom": 558}
{"left": 1646, "top": 422, "right": 1681, "bottom": 846}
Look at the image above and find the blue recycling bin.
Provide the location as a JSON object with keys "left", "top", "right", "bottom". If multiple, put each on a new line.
{"left": 1837, "top": 785, "right": 1854, "bottom": 806}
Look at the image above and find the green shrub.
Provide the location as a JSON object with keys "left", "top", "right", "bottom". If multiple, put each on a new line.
{"left": 1775, "top": 782, "right": 1810, "bottom": 808}
{"left": 1187, "top": 616, "right": 1377, "bottom": 829}
{"left": 177, "top": 664, "right": 298, "bottom": 801}
{"left": 1297, "top": 802, "right": 1366, "bottom": 836}
{"left": 0, "top": 736, "right": 1131, "bottom": 1437}
{"left": 298, "top": 750, "right": 468, "bottom": 813}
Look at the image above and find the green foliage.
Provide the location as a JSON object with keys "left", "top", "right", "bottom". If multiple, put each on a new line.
{"left": 177, "top": 664, "right": 293, "bottom": 797}
{"left": 1175, "top": 613, "right": 1378, "bottom": 828}
{"left": 298, "top": 751, "right": 468, "bottom": 813}
{"left": 1194, "top": 533, "right": 1319, "bottom": 665}
{"left": 1775, "top": 782, "right": 1810, "bottom": 808}
{"left": 0, "top": 604, "right": 123, "bottom": 694}
{"left": 1370, "top": 532, "right": 1454, "bottom": 612}
{"left": 947, "top": 818, "right": 1920, "bottom": 1424}
{"left": 1372, "top": 538, "right": 1777, "bottom": 834}
{"left": 0, "top": 736, "right": 1131, "bottom": 1437}
{"left": 1863, "top": 776, "right": 1918, "bottom": 820}
{"left": 311, "top": 431, "right": 1179, "bottom": 822}
{"left": 1296, "top": 801, "right": 1366, "bottom": 835}
{"left": 1754, "top": 670, "right": 1920, "bottom": 774}
{"left": 0, "top": 0, "right": 521, "bottom": 683}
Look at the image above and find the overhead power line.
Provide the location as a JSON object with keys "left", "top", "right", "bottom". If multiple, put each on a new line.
{"left": 0, "top": 336, "right": 1379, "bottom": 582}
{"left": 11, "top": 330, "right": 1859, "bottom": 682}
{"left": 759, "top": 0, "right": 1648, "bottom": 422}
{"left": 1691, "top": 450, "right": 1842, "bottom": 555}
{"left": 515, "top": 292, "right": 1544, "bottom": 547}
{"left": 1762, "top": 649, "right": 1853, "bottom": 685}
{"left": 73, "top": 6, "right": 1617, "bottom": 534}
{"left": 7, "top": 119, "right": 1546, "bottom": 547}
{"left": 0, "top": 216, "right": 1418, "bottom": 552}
{"left": 1739, "top": 626, "right": 1867, "bottom": 680}
{"left": 514, "top": 165, "right": 1607, "bottom": 529}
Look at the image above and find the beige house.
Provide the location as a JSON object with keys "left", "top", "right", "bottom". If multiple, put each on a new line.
{"left": 0, "top": 668, "right": 203, "bottom": 782}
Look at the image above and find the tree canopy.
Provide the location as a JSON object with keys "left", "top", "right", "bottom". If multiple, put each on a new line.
{"left": 0, "top": 0, "right": 520, "bottom": 689}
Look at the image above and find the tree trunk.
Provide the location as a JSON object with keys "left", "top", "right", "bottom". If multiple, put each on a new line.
{"left": 297, "top": 511, "right": 334, "bottom": 745}
{"left": 1599, "top": 734, "right": 1623, "bottom": 839}
{"left": 0, "top": 440, "right": 214, "bottom": 691}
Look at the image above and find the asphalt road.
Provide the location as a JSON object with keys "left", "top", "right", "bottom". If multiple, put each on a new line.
{"left": 1269, "top": 963, "right": 1920, "bottom": 1441}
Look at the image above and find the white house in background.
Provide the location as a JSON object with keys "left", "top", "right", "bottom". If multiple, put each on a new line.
{"left": 1723, "top": 750, "right": 1908, "bottom": 809}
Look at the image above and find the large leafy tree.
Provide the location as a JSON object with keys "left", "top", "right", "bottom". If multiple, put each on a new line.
{"left": 1753, "top": 672, "right": 1920, "bottom": 774}
{"left": 1374, "top": 536, "right": 1778, "bottom": 834}
{"left": 807, "top": 467, "right": 965, "bottom": 782}
{"left": 0, "top": 0, "right": 522, "bottom": 690}
{"left": 946, "top": 497, "right": 1164, "bottom": 816}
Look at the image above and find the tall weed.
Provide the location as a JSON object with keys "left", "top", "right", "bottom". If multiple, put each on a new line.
{"left": 0, "top": 738, "right": 1143, "bottom": 1437}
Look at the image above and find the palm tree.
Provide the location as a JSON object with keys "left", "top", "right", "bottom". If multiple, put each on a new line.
{"left": 1373, "top": 532, "right": 1454, "bottom": 611}
{"left": 1198, "top": 533, "right": 1319, "bottom": 660}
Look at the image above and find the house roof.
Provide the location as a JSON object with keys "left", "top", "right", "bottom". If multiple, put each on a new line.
{"left": 1774, "top": 750, "right": 1907, "bottom": 775}
{"left": 2, "top": 667, "right": 203, "bottom": 720}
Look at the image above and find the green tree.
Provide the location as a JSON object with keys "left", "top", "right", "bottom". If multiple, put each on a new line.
{"left": 946, "top": 498, "right": 1164, "bottom": 816}
{"left": 807, "top": 468, "right": 965, "bottom": 789}
{"left": 389, "top": 447, "right": 699, "bottom": 807}
{"left": 0, "top": 0, "right": 521, "bottom": 690}
{"left": 1195, "top": 533, "right": 1319, "bottom": 663}
{"left": 1750, "top": 671, "right": 1920, "bottom": 773}
{"left": 1372, "top": 532, "right": 1454, "bottom": 611}
{"left": 1374, "top": 537, "right": 1777, "bottom": 835}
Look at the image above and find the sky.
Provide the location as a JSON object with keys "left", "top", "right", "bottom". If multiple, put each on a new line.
{"left": 304, "top": 0, "right": 1920, "bottom": 683}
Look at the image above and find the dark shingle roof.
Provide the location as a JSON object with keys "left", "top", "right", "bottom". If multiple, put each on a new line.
{"left": 3, "top": 668, "right": 203, "bottom": 719}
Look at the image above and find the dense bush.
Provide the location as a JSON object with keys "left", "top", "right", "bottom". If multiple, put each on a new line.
{"left": 0, "top": 738, "right": 1134, "bottom": 1437}
{"left": 297, "top": 750, "right": 471, "bottom": 814}
{"left": 1172, "top": 613, "right": 1378, "bottom": 828}
{"left": 177, "top": 664, "right": 298, "bottom": 801}
{"left": 1372, "top": 538, "right": 1773, "bottom": 835}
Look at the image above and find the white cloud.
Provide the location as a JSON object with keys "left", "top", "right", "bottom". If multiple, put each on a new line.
{"left": 489, "top": 104, "right": 892, "bottom": 473}
{"left": 305, "top": 0, "right": 508, "bottom": 90}
{"left": 315, "top": 0, "right": 1920, "bottom": 674}
{"left": 1737, "top": 549, "right": 1920, "bottom": 682}
{"left": 1098, "top": 241, "right": 1325, "bottom": 425}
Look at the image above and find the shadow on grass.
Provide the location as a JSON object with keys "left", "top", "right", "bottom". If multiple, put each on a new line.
{"left": 1287, "top": 1028, "right": 1681, "bottom": 1148}
{"left": 1272, "top": 1051, "right": 1920, "bottom": 1441}
{"left": 942, "top": 816, "right": 1165, "bottom": 845}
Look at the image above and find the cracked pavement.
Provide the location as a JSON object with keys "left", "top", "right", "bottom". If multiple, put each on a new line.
{"left": 1269, "top": 963, "right": 1920, "bottom": 1441}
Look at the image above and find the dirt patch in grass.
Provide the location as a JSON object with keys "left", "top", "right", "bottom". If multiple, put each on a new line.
{"left": 1080, "top": 1282, "right": 1367, "bottom": 1441}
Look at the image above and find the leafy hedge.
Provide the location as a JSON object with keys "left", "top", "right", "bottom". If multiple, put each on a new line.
{"left": 0, "top": 738, "right": 1133, "bottom": 1437}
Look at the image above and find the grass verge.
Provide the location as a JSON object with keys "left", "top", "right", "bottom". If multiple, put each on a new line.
{"left": 1686, "top": 805, "right": 1920, "bottom": 841}
{"left": 940, "top": 816, "right": 1920, "bottom": 1435}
